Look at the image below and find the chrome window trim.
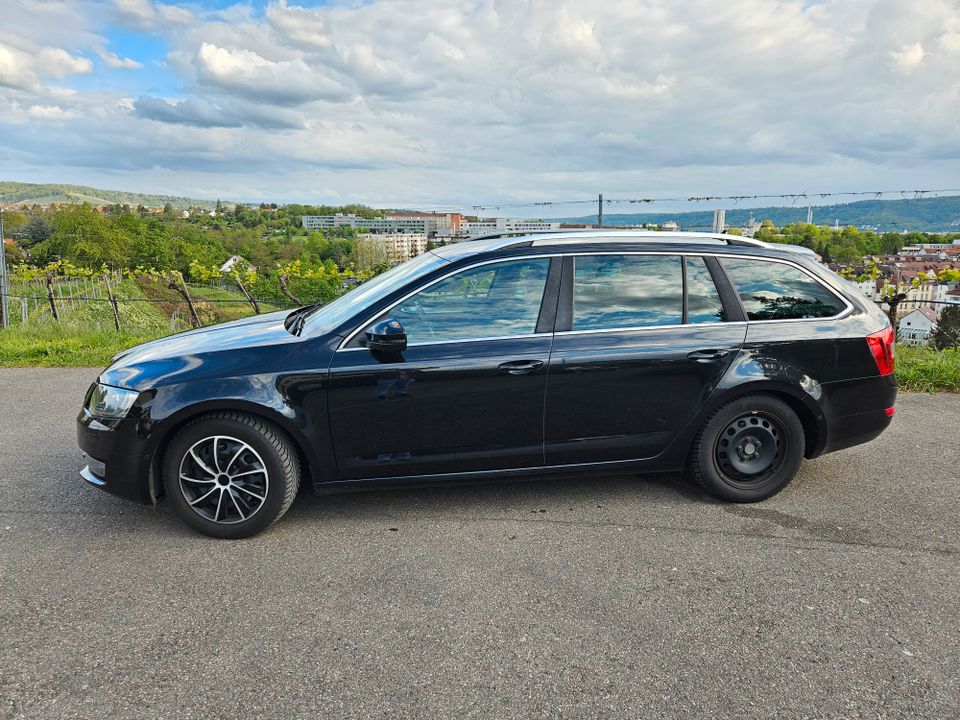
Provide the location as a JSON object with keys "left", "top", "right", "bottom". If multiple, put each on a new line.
{"left": 336, "top": 250, "right": 853, "bottom": 351}
{"left": 711, "top": 252, "right": 854, "bottom": 324}
{"left": 337, "top": 332, "right": 547, "bottom": 352}
{"left": 337, "top": 254, "right": 555, "bottom": 350}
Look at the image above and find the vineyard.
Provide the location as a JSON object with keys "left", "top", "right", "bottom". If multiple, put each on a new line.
{"left": 0, "top": 258, "right": 372, "bottom": 366}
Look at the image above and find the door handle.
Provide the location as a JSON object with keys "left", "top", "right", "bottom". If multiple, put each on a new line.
{"left": 498, "top": 359, "right": 545, "bottom": 375}
{"left": 687, "top": 349, "right": 731, "bottom": 362}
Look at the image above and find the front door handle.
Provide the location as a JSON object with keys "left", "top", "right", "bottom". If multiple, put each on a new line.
{"left": 687, "top": 349, "right": 731, "bottom": 362}
{"left": 498, "top": 359, "right": 545, "bottom": 375}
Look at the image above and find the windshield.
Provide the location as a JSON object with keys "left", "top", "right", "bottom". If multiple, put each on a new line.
{"left": 302, "top": 251, "right": 448, "bottom": 336}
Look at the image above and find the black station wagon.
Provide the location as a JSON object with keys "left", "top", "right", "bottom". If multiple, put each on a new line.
{"left": 78, "top": 231, "right": 897, "bottom": 538}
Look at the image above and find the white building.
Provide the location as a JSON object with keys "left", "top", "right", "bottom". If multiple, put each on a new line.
{"left": 898, "top": 307, "right": 938, "bottom": 346}
{"left": 460, "top": 218, "right": 561, "bottom": 236}
{"left": 302, "top": 214, "right": 431, "bottom": 235}
{"left": 356, "top": 233, "right": 428, "bottom": 263}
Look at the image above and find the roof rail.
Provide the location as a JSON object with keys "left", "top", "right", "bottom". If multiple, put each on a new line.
{"left": 463, "top": 228, "right": 769, "bottom": 248}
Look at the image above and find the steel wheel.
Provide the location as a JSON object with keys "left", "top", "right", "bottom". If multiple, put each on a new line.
{"left": 178, "top": 435, "right": 269, "bottom": 524}
{"left": 714, "top": 411, "right": 786, "bottom": 487}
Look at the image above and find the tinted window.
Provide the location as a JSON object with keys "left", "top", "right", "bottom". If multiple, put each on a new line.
{"left": 395, "top": 258, "right": 550, "bottom": 342}
{"left": 722, "top": 258, "right": 844, "bottom": 320}
{"left": 686, "top": 257, "right": 725, "bottom": 323}
{"left": 573, "top": 255, "right": 682, "bottom": 330}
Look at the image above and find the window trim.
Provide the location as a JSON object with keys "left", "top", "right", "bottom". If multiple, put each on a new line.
{"left": 717, "top": 255, "right": 852, "bottom": 324}
{"left": 553, "top": 251, "right": 852, "bottom": 336}
{"left": 337, "top": 255, "right": 559, "bottom": 350}
{"left": 337, "top": 250, "right": 854, "bottom": 350}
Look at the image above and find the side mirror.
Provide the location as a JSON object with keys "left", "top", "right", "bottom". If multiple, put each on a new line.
{"left": 364, "top": 318, "right": 407, "bottom": 352}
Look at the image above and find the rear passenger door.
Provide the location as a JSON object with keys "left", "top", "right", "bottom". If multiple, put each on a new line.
{"left": 544, "top": 254, "right": 747, "bottom": 464}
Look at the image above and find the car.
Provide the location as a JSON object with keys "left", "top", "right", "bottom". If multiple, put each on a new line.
{"left": 77, "top": 230, "right": 897, "bottom": 538}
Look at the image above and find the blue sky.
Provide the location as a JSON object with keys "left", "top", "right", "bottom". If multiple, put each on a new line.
{"left": 1, "top": 0, "right": 958, "bottom": 213}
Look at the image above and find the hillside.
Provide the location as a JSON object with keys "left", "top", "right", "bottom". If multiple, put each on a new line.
{"left": 556, "top": 195, "right": 960, "bottom": 232}
{"left": 0, "top": 181, "right": 223, "bottom": 210}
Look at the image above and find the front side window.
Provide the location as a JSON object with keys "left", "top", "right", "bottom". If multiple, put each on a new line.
{"left": 573, "top": 255, "right": 683, "bottom": 330}
{"left": 394, "top": 258, "right": 550, "bottom": 343}
{"left": 722, "top": 258, "right": 845, "bottom": 320}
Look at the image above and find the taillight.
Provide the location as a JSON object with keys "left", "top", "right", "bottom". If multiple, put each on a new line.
{"left": 866, "top": 326, "right": 895, "bottom": 376}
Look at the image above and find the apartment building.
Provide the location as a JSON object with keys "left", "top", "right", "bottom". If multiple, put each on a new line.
{"left": 356, "top": 233, "right": 428, "bottom": 263}
{"left": 459, "top": 218, "right": 561, "bottom": 236}
{"left": 302, "top": 214, "right": 430, "bottom": 234}
{"left": 385, "top": 212, "right": 462, "bottom": 234}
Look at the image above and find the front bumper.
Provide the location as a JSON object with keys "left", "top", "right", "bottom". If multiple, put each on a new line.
{"left": 77, "top": 410, "right": 154, "bottom": 505}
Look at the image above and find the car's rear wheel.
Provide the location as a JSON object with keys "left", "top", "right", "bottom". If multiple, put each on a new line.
{"left": 163, "top": 412, "right": 300, "bottom": 538}
{"left": 689, "top": 394, "right": 804, "bottom": 502}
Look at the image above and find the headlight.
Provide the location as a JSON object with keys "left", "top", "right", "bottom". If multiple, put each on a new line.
{"left": 86, "top": 384, "right": 140, "bottom": 419}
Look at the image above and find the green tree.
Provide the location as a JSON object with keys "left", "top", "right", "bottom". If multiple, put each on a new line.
{"left": 22, "top": 215, "right": 53, "bottom": 246}
{"left": 37, "top": 205, "right": 131, "bottom": 267}
{"left": 931, "top": 307, "right": 960, "bottom": 350}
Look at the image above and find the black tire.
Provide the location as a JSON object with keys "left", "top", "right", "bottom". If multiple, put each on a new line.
{"left": 688, "top": 394, "right": 804, "bottom": 502}
{"left": 163, "top": 412, "right": 301, "bottom": 539}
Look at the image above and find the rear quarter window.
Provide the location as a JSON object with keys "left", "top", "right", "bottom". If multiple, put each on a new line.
{"left": 721, "top": 258, "right": 846, "bottom": 321}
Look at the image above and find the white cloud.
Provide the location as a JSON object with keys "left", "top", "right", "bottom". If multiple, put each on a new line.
{"left": 97, "top": 49, "right": 143, "bottom": 70}
{"left": 890, "top": 42, "right": 926, "bottom": 70}
{"left": 114, "top": 0, "right": 192, "bottom": 30}
{"left": 194, "top": 42, "right": 352, "bottom": 105}
{"left": 0, "top": 42, "right": 91, "bottom": 90}
{"left": 27, "top": 104, "right": 76, "bottom": 120}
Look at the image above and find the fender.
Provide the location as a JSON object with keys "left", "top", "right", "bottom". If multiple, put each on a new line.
{"left": 134, "top": 378, "right": 337, "bottom": 500}
{"left": 654, "top": 349, "right": 829, "bottom": 468}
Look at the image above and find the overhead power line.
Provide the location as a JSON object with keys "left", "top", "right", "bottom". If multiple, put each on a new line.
{"left": 409, "top": 187, "right": 960, "bottom": 213}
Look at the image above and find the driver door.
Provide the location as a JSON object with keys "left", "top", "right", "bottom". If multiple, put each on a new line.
{"left": 327, "top": 256, "right": 560, "bottom": 480}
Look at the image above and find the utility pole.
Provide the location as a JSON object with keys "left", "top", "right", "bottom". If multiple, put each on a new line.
{"left": 0, "top": 208, "right": 8, "bottom": 329}
{"left": 597, "top": 193, "right": 603, "bottom": 227}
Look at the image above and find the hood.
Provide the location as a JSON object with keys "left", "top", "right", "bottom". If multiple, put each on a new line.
{"left": 101, "top": 308, "right": 301, "bottom": 389}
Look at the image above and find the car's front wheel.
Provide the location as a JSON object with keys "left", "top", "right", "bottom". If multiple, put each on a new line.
{"left": 163, "top": 412, "right": 301, "bottom": 538}
{"left": 689, "top": 394, "right": 805, "bottom": 502}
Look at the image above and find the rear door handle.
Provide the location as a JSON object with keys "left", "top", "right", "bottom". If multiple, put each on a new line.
{"left": 498, "top": 359, "right": 545, "bottom": 375}
{"left": 687, "top": 349, "right": 731, "bottom": 362}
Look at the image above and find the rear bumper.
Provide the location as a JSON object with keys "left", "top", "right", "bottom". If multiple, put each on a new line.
{"left": 818, "top": 373, "right": 897, "bottom": 456}
{"left": 77, "top": 410, "right": 154, "bottom": 505}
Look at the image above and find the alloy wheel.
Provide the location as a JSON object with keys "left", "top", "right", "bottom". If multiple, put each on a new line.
{"left": 178, "top": 435, "right": 269, "bottom": 524}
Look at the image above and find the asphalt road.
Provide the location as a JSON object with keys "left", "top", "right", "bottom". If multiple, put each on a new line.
{"left": 1, "top": 368, "right": 958, "bottom": 720}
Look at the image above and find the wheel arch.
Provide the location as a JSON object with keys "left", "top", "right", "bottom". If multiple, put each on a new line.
{"left": 144, "top": 399, "right": 329, "bottom": 501}
{"left": 695, "top": 381, "right": 827, "bottom": 459}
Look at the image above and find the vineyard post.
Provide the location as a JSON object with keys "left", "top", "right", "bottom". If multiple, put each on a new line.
{"left": 167, "top": 272, "right": 201, "bottom": 327}
{"left": 103, "top": 273, "right": 122, "bottom": 331}
{"left": 278, "top": 274, "right": 302, "bottom": 306}
{"left": 45, "top": 273, "right": 60, "bottom": 322}
{"left": 234, "top": 276, "right": 261, "bottom": 314}
{"left": 0, "top": 207, "right": 8, "bottom": 329}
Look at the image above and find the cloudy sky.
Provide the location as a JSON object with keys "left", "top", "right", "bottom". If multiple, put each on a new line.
{"left": 1, "top": 0, "right": 958, "bottom": 213}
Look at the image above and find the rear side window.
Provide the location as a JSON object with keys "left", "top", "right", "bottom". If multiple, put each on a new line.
{"left": 686, "top": 257, "right": 725, "bottom": 323}
{"left": 573, "top": 255, "right": 682, "bottom": 330}
{"left": 722, "top": 258, "right": 845, "bottom": 320}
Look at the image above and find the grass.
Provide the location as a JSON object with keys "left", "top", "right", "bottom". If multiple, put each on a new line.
{"left": 895, "top": 345, "right": 960, "bottom": 393}
{"left": 0, "top": 324, "right": 169, "bottom": 367}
